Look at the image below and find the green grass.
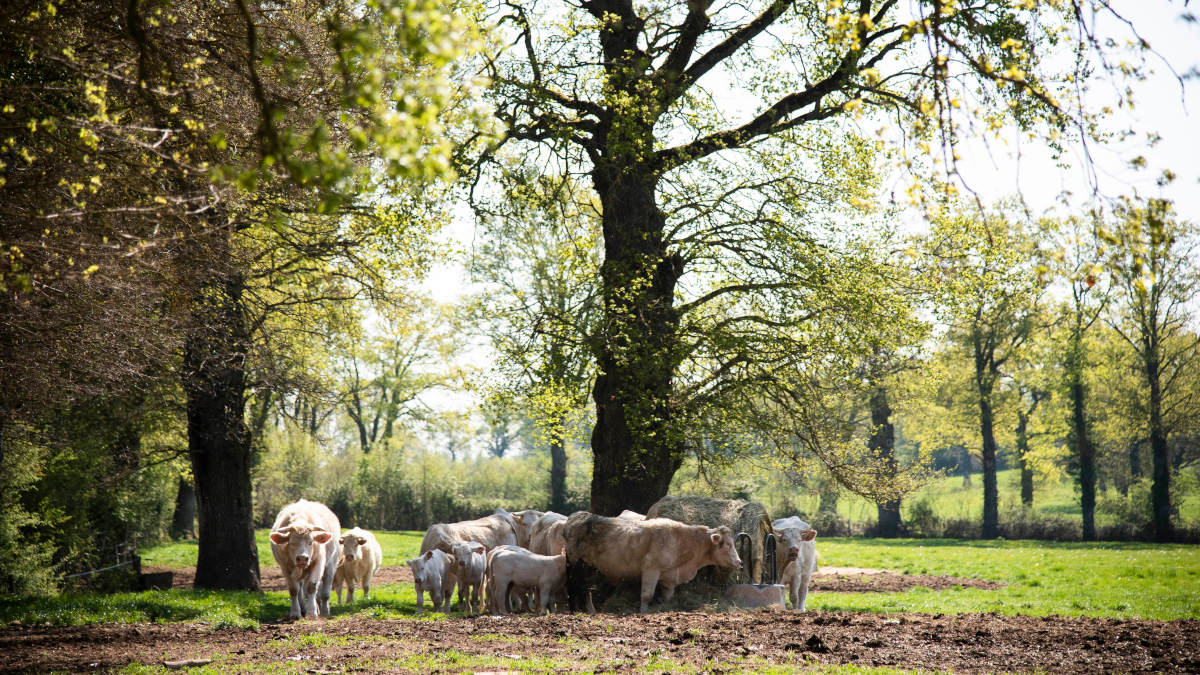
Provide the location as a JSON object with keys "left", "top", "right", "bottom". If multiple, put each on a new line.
{"left": 140, "top": 530, "right": 425, "bottom": 570}
{"left": 813, "top": 537, "right": 1200, "bottom": 620}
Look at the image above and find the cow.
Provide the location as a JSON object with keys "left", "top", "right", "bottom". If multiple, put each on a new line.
{"left": 511, "top": 509, "right": 544, "bottom": 548}
{"left": 450, "top": 540, "right": 487, "bottom": 614}
{"left": 563, "top": 512, "right": 742, "bottom": 612}
{"left": 332, "top": 527, "right": 382, "bottom": 604}
{"left": 772, "top": 516, "right": 819, "bottom": 611}
{"left": 486, "top": 546, "right": 567, "bottom": 615}
{"left": 529, "top": 513, "right": 567, "bottom": 557}
{"left": 408, "top": 549, "right": 456, "bottom": 614}
{"left": 617, "top": 510, "right": 645, "bottom": 520}
{"left": 269, "top": 499, "right": 341, "bottom": 620}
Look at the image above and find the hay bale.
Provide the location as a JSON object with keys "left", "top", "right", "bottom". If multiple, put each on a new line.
{"left": 646, "top": 495, "right": 773, "bottom": 584}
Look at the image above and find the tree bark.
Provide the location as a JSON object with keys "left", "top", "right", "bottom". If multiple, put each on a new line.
{"left": 170, "top": 476, "right": 196, "bottom": 539}
{"left": 974, "top": 331, "right": 1000, "bottom": 539}
{"left": 1070, "top": 374, "right": 1097, "bottom": 540}
{"left": 549, "top": 419, "right": 568, "bottom": 514}
{"left": 588, "top": 166, "right": 685, "bottom": 516}
{"left": 1147, "top": 360, "right": 1173, "bottom": 541}
{"left": 1015, "top": 409, "right": 1034, "bottom": 507}
{"left": 869, "top": 386, "right": 901, "bottom": 537}
{"left": 184, "top": 272, "right": 261, "bottom": 591}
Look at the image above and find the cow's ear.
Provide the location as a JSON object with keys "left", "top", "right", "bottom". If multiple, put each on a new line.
{"left": 711, "top": 533, "right": 721, "bottom": 546}
{"left": 313, "top": 531, "right": 333, "bottom": 544}
{"left": 424, "top": 550, "right": 433, "bottom": 560}
{"left": 802, "top": 529, "right": 817, "bottom": 542}
{"left": 473, "top": 545, "right": 486, "bottom": 555}
{"left": 358, "top": 537, "right": 367, "bottom": 546}
{"left": 269, "top": 531, "right": 289, "bottom": 545}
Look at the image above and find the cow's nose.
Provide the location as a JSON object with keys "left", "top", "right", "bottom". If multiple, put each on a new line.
{"left": 295, "top": 555, "right": 309, "bottom": 566}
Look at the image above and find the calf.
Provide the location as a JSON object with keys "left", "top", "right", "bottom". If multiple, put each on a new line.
{"left": 408, "top": 549, "right": 456, "bottom": 614}
{"left": 564, "top": 513, "right": 742, "bottom": 612}
{"left": 269, "top": 499, "right": 341, "bottom": 620}
{"left": 772, "top": 516, "right": 818, "bottom": 611}
{"left": 451, "top": 540, "right": 487, "bottom": 613}
{"left": 332, "top": 527, "right": 382, "bottom": 603}
{"left": 487, "top": 546, "right": 566, "bottom": 615}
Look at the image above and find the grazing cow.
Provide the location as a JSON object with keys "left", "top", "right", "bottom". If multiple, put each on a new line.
{"left": 269, "top": 499, "right": 341, "bottom": 620}
{"left": 408, "top": 549, "right": 456, "bottom": 614}
{"left": 487, "top": 546, "right": 566, "bottom": 615}
{"left": 332, "top": 527, "right": 383, "bottom": 603}
{"left": 511, "top": 509, "right": 544, "bottom": 548}
{"left": 451, "top": 540, "right": 487, "bottom": 613}
{"left": 564, "top": 512, "right": 742, "bottom": 613}
{"left": 772, "top": 516, "right": 819, "bottom": 611}
{"left": 529, "top": 513, "right": 567, "bottom": 557}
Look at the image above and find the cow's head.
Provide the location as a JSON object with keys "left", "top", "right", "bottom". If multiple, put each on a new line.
{"left": 452, "top": 541, "right": 486, "bottom": 570}
{"left": 340, "top": 532, "right": 368, "bottom": 561}
{"left": 708, "top": 526, "right": 742, "bottom": 570}
{"left": 270, "top": 524, "right": 332, "bottom": 569}
{"left": 778, "top": 527, "right": 817, "bottom": 563}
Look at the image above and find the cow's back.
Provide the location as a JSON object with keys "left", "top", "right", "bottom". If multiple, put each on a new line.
{"left": 564, "top": 512, "right": 660, "bottom": 581}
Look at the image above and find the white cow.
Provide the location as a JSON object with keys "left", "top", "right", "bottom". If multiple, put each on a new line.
{"left": 332, "top": 527, "right": 382, "bottom": 603}
{"left": 269, "top": 499, "right": 341, "bottom": 619}
{"left": 563, "top": 512, "right": 742, "bottom": 612}
{"left": 772, "top": 516, "right": 819, "bottom": 611}
{"left": 450, "top": 540, "right": 487, "bottom": 613}
{"left": 409, "top": 549, "right": 456, "bottom": 614}
{"left": 511, "top": 509, "right": 545, "bottom": 548}
{"left": 487, "top": 546, "right": 567, "bottom": 615}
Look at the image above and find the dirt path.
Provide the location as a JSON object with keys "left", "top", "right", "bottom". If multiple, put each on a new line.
{"left": 1, "top": 611, "right": 1195, "bottom": 673}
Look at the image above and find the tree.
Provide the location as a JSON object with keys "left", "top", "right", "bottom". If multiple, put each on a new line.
{"left": 471, "top": 171, "right": 601, "bottom": 512}
{"left": 481, "top": 0, "right": 1145, "bottom": 513}
{"left": 1106, "top": 199, "right": 1200, "bottom": 541}
{"left": 4, "top": 0, "right": 485, "bottom": 589}
{"left": 923, "top": 203, "right": 1046, "bottom": 538}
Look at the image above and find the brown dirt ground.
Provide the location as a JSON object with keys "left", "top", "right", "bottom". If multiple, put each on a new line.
{"left": 1, "top": 610, "right": 1196, "bottom": 673}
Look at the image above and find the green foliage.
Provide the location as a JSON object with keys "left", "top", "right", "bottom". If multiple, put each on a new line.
{"left": 0, "top": 432, "right": 57, "bottom": 595}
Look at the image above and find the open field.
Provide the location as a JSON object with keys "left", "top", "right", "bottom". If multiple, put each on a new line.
{"left": 0, "top": 536, "right": 1197, "bottom": 672}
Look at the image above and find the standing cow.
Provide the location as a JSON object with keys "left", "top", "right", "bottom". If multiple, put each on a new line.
{"left": 772, "top": 516, "right": 819, "bottom": 611}
{"left": 564, "top": 512, "right": 742, "bottom": 612}
{"left": 269, "top": 499, "right": 341, "bottom": 620}
{"left": 332, "top": 527, "right": 383, "bottom": 604}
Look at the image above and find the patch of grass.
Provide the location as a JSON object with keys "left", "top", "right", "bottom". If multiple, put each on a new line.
{"left": 813, "top": 537, "right": 1200, "bottom": 620}
{"left": 363, "top": 647, "right": 574, "bottom": 673}
{"left": 0, "top": 588, "right": 288, "bottom": 627}
{"left": 140, "top": 530, "right": 425, "bottom": 571}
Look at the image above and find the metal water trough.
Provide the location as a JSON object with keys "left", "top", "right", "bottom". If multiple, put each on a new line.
{"left": 724, "top": 531, "right": 787, "bottom": 608}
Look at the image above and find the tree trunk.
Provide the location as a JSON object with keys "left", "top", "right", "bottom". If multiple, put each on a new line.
{"left": 1070, "top": 373, "right": 1097, "bottom": 541}
{"left": 1129, "top": 439, "right": 1142, "bottom": 480}
{"left": 974, "top": 340, "right": 1000, "bottom": 539}
{"left": 1147, "top": 363, "right": 1172, "bottom": 541}
{"left": 869, "top": 386, "right": 901, "bottom": 537}
{"left": 588, "top": 168, "right": 685, "bottom": 516}
{"left": 961, "top": 446, "right": 973, "bottom": 486}
{"left": 1015, "top": 409, "right": 1034, "bottom": 507}
{"left": 184, "top": 273, "right": 260, "bottom": 591}
{"left": 171, "top": 476, "right": 196, "bottom": 539}
{"left": 549, "top": 421, "right": 568, "bottom": 514}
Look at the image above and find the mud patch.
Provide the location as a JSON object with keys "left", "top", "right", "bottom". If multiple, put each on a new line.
{"left": 1, "top": 612, "right": 1196, "bottom": 673}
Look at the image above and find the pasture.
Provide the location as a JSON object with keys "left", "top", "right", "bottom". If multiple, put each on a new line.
{"left": 0, "top": 534, "right": 1197, "bottom": 673}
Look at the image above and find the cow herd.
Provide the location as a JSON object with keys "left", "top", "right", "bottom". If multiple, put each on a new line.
{"left": 267, "top": 499, "right": 820, "bottom": 620}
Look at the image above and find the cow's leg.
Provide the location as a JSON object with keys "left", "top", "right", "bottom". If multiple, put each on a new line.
{"left": 346, "top": 580, "right": 355, "bottom": 604}
{"left": 362, "top": 570, "right": 374, "bottom": 601}
{"left": 798, "top": 568, "right": 812, "bottom": 612}
{"left": 317, "top": 569, "right": 334, "bottom": 617}
{"left": 639, "top": 569, "right": 660, "bottom": 613}
{"left": 303, "top": 579, "right": 320, "bottom": 618}
{"left": 287, "top": 578, "right": 303, "bottom": 620}
{"left": 414, "top": 579, "right": 425, "bottom": 614}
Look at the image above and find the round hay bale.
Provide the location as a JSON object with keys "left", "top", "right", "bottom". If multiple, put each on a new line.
{"left": 646, "top": 495, "right": 773, "bottom": 584}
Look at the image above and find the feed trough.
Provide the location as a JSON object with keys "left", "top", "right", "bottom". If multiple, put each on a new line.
{"left": 724, "top": 531, "right": 786, "bottom": 608}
